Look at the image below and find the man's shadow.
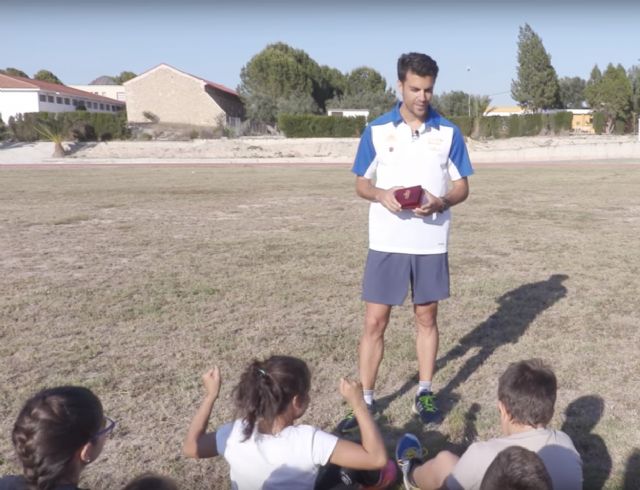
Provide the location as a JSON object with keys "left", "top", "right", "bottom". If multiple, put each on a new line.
{"left": 561, "top": 395, "right": 612, "bottom": 490}
{"left": 377, "top": 274, "right": 569, "bottom": 417}
{"left": 623, "top": 448, "right": 640, "bottom": 490}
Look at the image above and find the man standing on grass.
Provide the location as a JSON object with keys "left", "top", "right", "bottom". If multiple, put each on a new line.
{"left": 338, "top": 52, "right": 473, "bottom": 432}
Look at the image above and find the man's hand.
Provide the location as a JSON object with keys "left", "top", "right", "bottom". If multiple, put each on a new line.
{"left": 202, "top": 367, "right": 221, "bottom": 399}
{"left": 414, "top": 189, "right": 444, "bottom": 217}
{"left": 376, "top": 187, "right": 403, "bottom": 213}
{"left": 339, "top": 377, "right": 366, "bottom": 408}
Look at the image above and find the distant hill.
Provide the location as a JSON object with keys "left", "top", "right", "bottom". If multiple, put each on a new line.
{"left": 90, "top": 75, "right": 117, "bottom": 85}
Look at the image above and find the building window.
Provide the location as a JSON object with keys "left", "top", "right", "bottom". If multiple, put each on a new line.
{"left": 39, "top": 94, "right": 46, "bottom": 102}
{"left": 47, "top": 95, "right": 54, "bottom": 103}
{"left": 56, "top": 97, "right": 63, "bottom": 104}
{"left": 64, "top": 98, "right": 70, "bottom": 105}
{"left": 72, "top": 99, "right": 78, "bottom": 106}
{"left": 99, "top": 103, "right": 104, "bottom": 110}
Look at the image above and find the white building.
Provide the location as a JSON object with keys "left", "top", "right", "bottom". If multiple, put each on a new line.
{"left": 327, "top": 108, "right": 370, "bottom": 119}
{"left": 69, "top": 84, "right": 126, "bottom": 102}
{"left": 0, "top": 73, "right": 126, "bottom": 124}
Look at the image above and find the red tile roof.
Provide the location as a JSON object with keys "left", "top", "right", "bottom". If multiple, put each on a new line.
{"left": 0, "top": 73, "right": 125, "bottom": 104}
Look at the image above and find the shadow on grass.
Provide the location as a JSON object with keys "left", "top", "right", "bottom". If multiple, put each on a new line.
{"left": 623, "top": 449, "right": 640, "bottom": 490}
{"left": 561, "top": 395, "right": 611, "bottom": 490}
{"left": 435, "top": 273, "right": 569, "bottom": 416}
{"left": 376, "top": 274, "right": 569, "bottom": 418}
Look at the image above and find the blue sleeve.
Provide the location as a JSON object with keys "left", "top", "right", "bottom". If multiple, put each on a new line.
{"left": 351, "top": 125, "right": 376, "bottom": 176}
{"left": 449, "top": 126, "right": 474, "bottom": 177}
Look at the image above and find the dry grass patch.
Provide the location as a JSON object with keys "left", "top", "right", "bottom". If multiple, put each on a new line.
{"left": 0, "top": 164, "right": 639, "bottom": 489}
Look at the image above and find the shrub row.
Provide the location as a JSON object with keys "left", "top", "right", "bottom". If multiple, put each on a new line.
{"left": 278, "top": 114, "right": 366, "bottom": 138}
{"left": 450, "top": 111, "right": 574, "bottom": 138}
{"left": 8, "top": 111, "right": 130, "bottom": 142}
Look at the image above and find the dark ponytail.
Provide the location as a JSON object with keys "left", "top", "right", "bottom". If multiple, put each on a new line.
{"left": 11, "top": 386, "right": 104, "bottom": 490}
{"left": 234, "top": 356, "right": 311, "bottom": 440}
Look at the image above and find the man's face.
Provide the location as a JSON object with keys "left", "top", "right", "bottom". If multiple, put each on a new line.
{"left": 397, "top": 70, "right": 435, "bottom": 120}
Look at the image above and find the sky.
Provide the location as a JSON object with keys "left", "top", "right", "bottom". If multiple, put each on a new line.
{"left": 3, "top": 0, "right": 640, "bottom": 106}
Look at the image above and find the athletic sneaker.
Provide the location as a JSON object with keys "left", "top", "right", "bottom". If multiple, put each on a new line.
{"left": 395, "top": 433, "right": 423, "bottom": 490}
{"left": 336, "top": 401, "right": 376, "bottom": 434}
{"left": 413, "top": 390, "right": 441, "bottom": 424}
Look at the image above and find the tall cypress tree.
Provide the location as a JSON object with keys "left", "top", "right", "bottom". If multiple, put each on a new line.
{"left": 511, "top": 24, "right": 562, "bottom": 111}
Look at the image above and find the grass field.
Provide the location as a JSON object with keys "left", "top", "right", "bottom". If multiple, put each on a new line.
{"left": 1, "top": 164, "right": 639, "bottom": 489}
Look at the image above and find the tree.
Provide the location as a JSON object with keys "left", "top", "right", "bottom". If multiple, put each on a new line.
{"left": 628, "top": 65, "right": 640, "bottom": 115}
{"left": 511, "top": 23, "right": 562, "bottom": 111}
{"left": 585, "top": 63, "right": 633, "bottom": 133}
{"left": 113, "top": 71, "right": 137, "bottom": 84}
{"left": 239, "top": 43, "right": 327, "bottom": 124}
{"left": 33, "top": 69, "right": 63, "bottom": 85}
{"left": 326, "top": 66, "right": 396, "bottom": 120}
{"left": 0, "top": 115, "right": 7, "bottom": 140}
{"left": 432, "top": 91, "right": 490, "bottom": 118}
{"left": 559, "top": 76, "right": 586, "bottom": 109}
{"left": 1, "top": 67, "right": 29, "bottom": 78}
{"left": 317, "top": 65, "right": 346, "bottom": 105}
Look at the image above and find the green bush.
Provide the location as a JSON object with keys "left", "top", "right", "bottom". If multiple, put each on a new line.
{"left": 550, "top": 111, "right": 573, "bottom": 134}
{"left": 507, "top": 115, "right": 521, "bottom": 137}
{"left": 521, "top": 113, "right": 543, "bottom": 136}
{"left": 592, "top": 112, "right": 605, "bottom": 135}
{"left": 278, "top": 114, "right": 365, "bottom": 137}
{"left": 0, "top": 115, "right": 7, "bottom": 141}
{"left": 449, "top": 116, "right": 473, "bottom": 137}
{"left": 614, "top": 119, "right": 627, "bottom": 135}
{"left": 8, "top": 111, "right": 130, "bottom": 142}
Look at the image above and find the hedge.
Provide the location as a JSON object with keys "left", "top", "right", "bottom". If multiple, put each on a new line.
{"left": 8, "top": 111, "right": 130, "bottom": 142}
{"left": 449, "top": 116, "right": 473, "bottom": 137}
{"left": 591, "top": 112, "right": 605, "bottom": 134}
{"left": 278, "top": 114, "right": 366, "bottom": 138}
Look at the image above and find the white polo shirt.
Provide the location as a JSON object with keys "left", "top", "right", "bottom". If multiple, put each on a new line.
{"left": 352, "top": 103, "right": 473, "bottom": 255}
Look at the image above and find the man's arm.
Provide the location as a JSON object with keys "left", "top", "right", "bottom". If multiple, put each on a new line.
{"left": 355, "top": 176, "right": 402, "bottom": 213}
{"left": 414, "top": 177, "right": 469, "bottom": 217}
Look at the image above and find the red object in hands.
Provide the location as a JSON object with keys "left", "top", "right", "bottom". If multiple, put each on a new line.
{"left": 394, "top": 186, "right": 424, "bottom": 209}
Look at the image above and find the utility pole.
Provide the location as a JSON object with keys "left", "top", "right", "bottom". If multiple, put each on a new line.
{"left": 466, "top": 66, "right": 472, "bottom": 118}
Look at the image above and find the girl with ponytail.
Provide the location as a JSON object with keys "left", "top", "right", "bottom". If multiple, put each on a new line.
{"left": 183, "top": 355, "right": 395, "bottom": 489}
{"left": 0, "top": 386, "right": 114, "bottom": 490}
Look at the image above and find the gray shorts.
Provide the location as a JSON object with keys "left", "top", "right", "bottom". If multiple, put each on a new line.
{"left": 362, "top": 250, "right": 450, "bottom": 305}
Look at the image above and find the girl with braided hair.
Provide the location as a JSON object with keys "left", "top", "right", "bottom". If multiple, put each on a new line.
{"left": 183, "top": 355, "right": 396, "bottom": 489}
{"left": 0, "top": 386, "right": 114, "bottom": 490}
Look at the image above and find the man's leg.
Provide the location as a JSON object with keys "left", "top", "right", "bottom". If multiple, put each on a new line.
{"left": 359, "top": 302, "right": 392, "bottom": 391}
{"left": 337, "top": 302, "right": 391, "bottom": 433}
{"left": 414, "top": 302, "right": 438, "bottom": 384}
{"left": 413, "top": 302, "right": 441, "bottom": 424}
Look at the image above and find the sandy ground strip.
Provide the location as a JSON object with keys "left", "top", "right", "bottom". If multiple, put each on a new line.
{"left": 1, "top": 135, "right": 639, "bottom": 165}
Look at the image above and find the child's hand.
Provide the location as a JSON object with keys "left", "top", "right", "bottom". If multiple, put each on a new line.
{"left": 202, "top": 367, "right": 221, "bottom": 399}
{"left": 339, "top": 377, "right": 365, "bottom": 407}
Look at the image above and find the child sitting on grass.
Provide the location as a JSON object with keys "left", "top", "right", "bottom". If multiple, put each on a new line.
{"left": 183, "top": 355, "right": 395, "bottom": 489}
{"left": 0, "top": 386, "right": 115, "bottom": 490}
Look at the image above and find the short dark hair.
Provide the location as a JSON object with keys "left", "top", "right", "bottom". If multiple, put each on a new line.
{"left": 397, "top": 52, "right": 439, "bottom": 81}
{"left": 234, "top": 355, "right": 311, "bottom": 440}
{"left": 498, "top": 359, "right": 557, "bottom": 427}
{"left": 12, "top": 386, "right": 104, "bottom": 490}
{"left": 121, "top": 473, "right": 178, "bottom": 490}
{"left": 480, "top": 446, "right": 552, "bottom": 490}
